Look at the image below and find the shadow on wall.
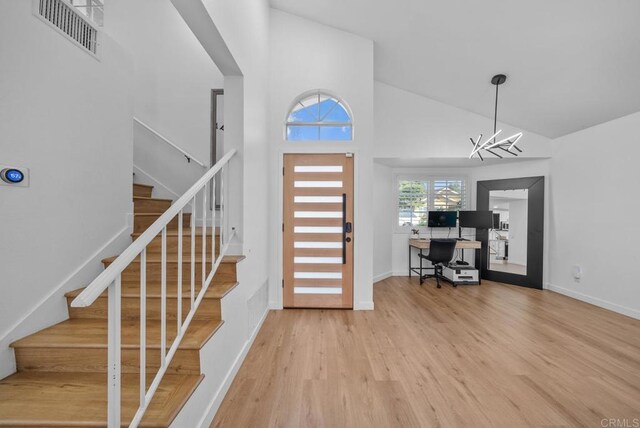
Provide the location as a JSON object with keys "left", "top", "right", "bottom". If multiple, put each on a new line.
{"left": 133, "top": 120, "right": 207, "bottom": 198}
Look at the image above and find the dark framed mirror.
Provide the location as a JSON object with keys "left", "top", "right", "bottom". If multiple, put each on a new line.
{"left": 476, "top": 176, "right": 544, "bottom": 289}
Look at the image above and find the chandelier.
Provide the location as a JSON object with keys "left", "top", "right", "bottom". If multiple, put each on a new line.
{"left": 469, "top": 74, "right": 523, "bottom": 160}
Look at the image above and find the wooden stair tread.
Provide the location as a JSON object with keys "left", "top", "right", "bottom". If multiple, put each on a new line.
{"left": 65, "top": 281, "right": 239, "bottom": 300}
{"left": 0, "top": 371, "right": 202, "bottom": 427}
{"left": 133, "top": 196, "right": 172, "bottom": 202}
{"left": 131, "top": 228, "right": 220, "bottom": 237}
{"left": 133, "top": 183, "right": 154, "bottom": 189}
{"left": 133, "top": 184, "right": 154, "bottom": 198}
{"left": 121, "top": 280, "right": 238, "bottom": 299}
{"left": 134, "top": 212, "right": 181, "bottom": 216}
{"left": 11, "top": 318, "right": 222, "bottom": 350}
{"left": 219, "top": 255, "right": 245, "bottom": 264}
{"left": 205, "top": 281, "right": 239, "bottom": 298}
{"left": 102, "top": 255, "right": 245, "bottom": 264}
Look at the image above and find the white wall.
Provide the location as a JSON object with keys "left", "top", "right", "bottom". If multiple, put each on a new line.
{"left": 373, "top": 163, "right": 393, "bottom": 281}
{"left": 268, "top": 9, "right": 375, "bottom": 310}
{"left": 107, "top": 0, "right": 224, "bottom": 195}
{"left": 374, "top": 81, "right": 553, "bottom": 159}
{"left": 0, "top": 1, "right": 133, "bottom": 378}
{"left": 548, "top": 112, "right": 640, "bottom": 319}
{"left": 198, "top": 0, "right": 271, "bottom": 281}
{"left": 167, "top": 0, "right": 272, "bottom": 425}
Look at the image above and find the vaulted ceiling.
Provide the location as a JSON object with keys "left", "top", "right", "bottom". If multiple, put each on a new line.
{"left": 270, "top": 0, "right": 640, "bottom": 138}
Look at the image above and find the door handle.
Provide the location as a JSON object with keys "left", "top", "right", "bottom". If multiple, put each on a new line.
{"left": 342, "top": 193, "right": 347, "bottom": 264}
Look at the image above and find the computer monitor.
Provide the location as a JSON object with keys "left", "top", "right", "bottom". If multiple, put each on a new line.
{"left": 458, "top": 211, "right": 494, "bottom": 229}
{"left": 493, "top": 213, "right": 500, "bottom": 229}
{"left": 427, "top": 211, "right": 457, "bottom": 228}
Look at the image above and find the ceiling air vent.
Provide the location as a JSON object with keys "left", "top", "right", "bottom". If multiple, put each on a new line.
{"left": 35, "top": 0, "right": 99, "bottom": 55}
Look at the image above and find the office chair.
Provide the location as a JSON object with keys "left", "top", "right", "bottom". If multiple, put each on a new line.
{"left": 419, "top": 239, "right": 457, "bottom": 288}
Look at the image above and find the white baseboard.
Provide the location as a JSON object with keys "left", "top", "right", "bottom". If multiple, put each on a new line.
{"left": 373, "top": 271, "right": 392, "bottom": 283}
{"left": 0, "top": 223, "right": 131, "bottom": 343}
{"left": 133, "top": 164, "right": 180, "bottom": 199}
{"left": 0, "top": 223, "right": 131, "bottom": 379}
{"left": 546, "top": 282, "right": 640, "bottom": 320}
{"left": 196, "top": 307, "right": 270, "bottom": 428}
{"left": 392, "top": 271, "right": 410, "bottom": 277}
{"left": 355, "top": 301, "right": 375, "bottom": 310}
{"left": 269, "top": 301, "right": 283, "bottom": 310}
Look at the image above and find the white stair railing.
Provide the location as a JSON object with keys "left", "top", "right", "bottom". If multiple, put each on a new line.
{"left": 71, "top": 149, "right": 237, "bottom": 427}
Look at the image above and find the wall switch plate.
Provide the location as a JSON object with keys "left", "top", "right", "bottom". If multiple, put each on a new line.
{"left": 572, "top": 265, "right": 582, "bottom": 280}
{"left": 0, "top": 165, "right": 29, "bottom": 187}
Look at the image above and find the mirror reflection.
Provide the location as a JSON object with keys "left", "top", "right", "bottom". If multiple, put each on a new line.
{"left": 488, "top": 189, "right": 528, "bottom": 275}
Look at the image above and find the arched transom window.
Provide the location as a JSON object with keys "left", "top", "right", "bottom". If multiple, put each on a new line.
{"left": 286, "top": 91, "right": 353, "bottom": 141}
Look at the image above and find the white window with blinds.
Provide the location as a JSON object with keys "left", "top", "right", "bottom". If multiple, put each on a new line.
{"left": 396, "top": 175, "right": 467, "bottom": 230}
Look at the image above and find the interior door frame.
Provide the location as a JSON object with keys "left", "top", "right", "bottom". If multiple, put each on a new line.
{"left": 210, "top": 89, "right": 224, "bottom": 211}
{"left": 476, "top": 176, "right": 545, "bottom": 289}
{"left": 211, "top": 88, "right": 224, "bottom": 168}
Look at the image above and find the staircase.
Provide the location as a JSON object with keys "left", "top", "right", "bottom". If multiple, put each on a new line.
{"left": 0, "top": 182, "right": 243, "bottom": 427}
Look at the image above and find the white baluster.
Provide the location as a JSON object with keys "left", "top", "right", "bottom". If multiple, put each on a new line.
{"left": 161, "top": 227, "right": 167, "bottom": 366}
{"left": 107, "top": 275, "right": 121, "bottom": 428}
{"left": 75, "top": 14, "right": 79, "bottom": 44}
{"left": 202, "top": 183, "right": 207, "bottom": 288}
{"left": 190, "top": 196, "right": 196, "bottom": 308}
{"left": 68, "top": 150, "right": 237, "bottom": 427}
{"left": 140, "top": 248, "right": 146, "bottom": 409}
{"left": 177, "top": 210, "right": 183, "bottom": 333}
{"left": 211, "top": 177, "right": 216, "bottom": 269}
{"left": 220, "top": 165, "right": 225, "bottom": 253}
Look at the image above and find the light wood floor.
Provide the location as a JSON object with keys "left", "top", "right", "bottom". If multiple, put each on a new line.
{"left": 212, "top": 277, "right": 640, "bottom": 427}
{"left": 490, "top": 261, "right": 527, "bottom": 275}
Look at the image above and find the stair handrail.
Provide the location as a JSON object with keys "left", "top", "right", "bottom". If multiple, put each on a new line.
{"left": 71, "top": 149, "right": 237, "bottom": 428}
{"left": 134, "top": 117, "right": 207, "bottom": 168}
{"left": 71, "top": 148, "right": 235, "bottom": 307}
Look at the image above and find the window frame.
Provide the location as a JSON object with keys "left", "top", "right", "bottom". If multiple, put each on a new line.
{"left": 284, "top": 89, "right": 354, "bottom": 142}
{"left": 69, "top": 0, "right": 104, "bottom": 27}
{"left": 394, "top": 174, "right": 469, "bottom": 233}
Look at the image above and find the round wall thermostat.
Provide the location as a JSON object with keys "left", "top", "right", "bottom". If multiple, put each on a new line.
{"left": 1, "top": 168, "right": 25, "bottom": 183}
{"left": 0, "top": 165, "right": 29, "bottom": 187}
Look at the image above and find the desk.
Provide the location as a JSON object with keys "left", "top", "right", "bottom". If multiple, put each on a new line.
{"left": 409, "top": 239, "right": 482, "bottom": 284}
